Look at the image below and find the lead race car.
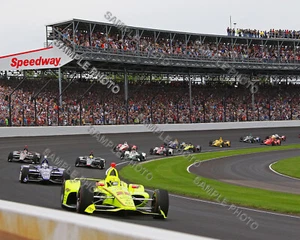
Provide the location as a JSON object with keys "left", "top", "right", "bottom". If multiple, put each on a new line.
{"left": 120, "top": 148, "right": 147, "bottom": 161}
{"left": 8, "top": 146, "right": 41, "bottom": 164}
{"left": 61, "top": 163, "right": 169, "bottom": 219}
{"left": 19, "top": 158, "right": 70, "bottom": 184}
{"left": 75, "top": 152, "right": 106, "bottom": 169}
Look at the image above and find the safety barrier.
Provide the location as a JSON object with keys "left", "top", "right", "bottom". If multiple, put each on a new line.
{"left": 0, "top": 120, "right": 300, "bottom": 138}
{"left": 0, "top": 200, "right": 215, "bottom": 240}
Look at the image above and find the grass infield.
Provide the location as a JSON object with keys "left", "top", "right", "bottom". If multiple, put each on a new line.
{"left": 272, "top": 156, "right": 300, "bottom": 179}
{"left": 120, "top": 144, "right": 300, "bottom": 214}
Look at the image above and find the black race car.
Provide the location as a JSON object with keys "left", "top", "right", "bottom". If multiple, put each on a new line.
{"left": 75, "top": 155, "right": 106, "bottom": 169}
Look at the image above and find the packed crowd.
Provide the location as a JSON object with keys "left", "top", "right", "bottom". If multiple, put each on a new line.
{"left": 56, "top": 27, "right": 300, "bottom": 63}
{"left": 227, "top": 27, "right": 300, "bottom": 39}
{"left": 1, "top": 78, "right": 300, "bottom": 126}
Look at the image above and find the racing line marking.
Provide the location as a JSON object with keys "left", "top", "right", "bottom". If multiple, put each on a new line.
{"left": 269, "top": 162, "right": 300, "bottom": 181}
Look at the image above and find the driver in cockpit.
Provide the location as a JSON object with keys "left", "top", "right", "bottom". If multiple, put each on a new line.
{"left": 41, "top": 156, "right": 49, "bottom": 168}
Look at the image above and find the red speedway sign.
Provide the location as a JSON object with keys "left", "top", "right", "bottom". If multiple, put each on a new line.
{"left": 0, "top": 44, "right": 73, "bottom": 71}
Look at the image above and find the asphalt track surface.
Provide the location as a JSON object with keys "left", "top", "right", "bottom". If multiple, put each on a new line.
{"left": 1, "top": 127, "right": 300, "bottom": 240}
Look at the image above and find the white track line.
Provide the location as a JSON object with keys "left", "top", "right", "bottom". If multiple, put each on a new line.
{"left": 269, "top": 162, "right": 300, "bottom": 181}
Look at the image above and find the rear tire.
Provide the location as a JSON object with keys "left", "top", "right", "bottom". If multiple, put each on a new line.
{"left": 32, "top": 154, "right": 39, "bottom": 164}
{"left": 8, "top": 152, "right": 13, "bottom": 162}
{"left": 151, "top": 189, "right": 169, "bottom": 219}
{"left": 19, "top": 167, "right": 29, "bottom": 183}
{"left": 209, "top": 141, "right": 212, "bottom": 146}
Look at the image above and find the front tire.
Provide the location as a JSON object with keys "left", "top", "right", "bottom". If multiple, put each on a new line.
{"left": 61, "top": 182, "right": 68, "bottom": 209}
{"left": 19, "top": 167, "right": 29, "bottom": 183}
{"left": 75, "top": 158, "right": 80, "bottom": 167}
{"left": 150, "top": 148, "right": 154, "bottom": 155}
{"left": 151, "top": 189, "right": 169, "bottom": 219}
{"left": 8, "top": 152, "right": 13, "bottom": 162}
{"left": 63, "top": 171, "right": 70, "bottom": 182}
{"left": 76, "top": 184, "right": 94, "bottom": 214}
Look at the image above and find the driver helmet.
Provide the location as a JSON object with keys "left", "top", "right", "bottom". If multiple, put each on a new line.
{"left": 132, "top": 146, "right": 137, "bottom": 150}
{"left": 24, "top": 145, "right": 28, "bottom": 151}
{"left": 89, "top": 151, "right": 94, "bottom": 158}
{"left": 42, "top": 162, "right": 48, "bottom": 168}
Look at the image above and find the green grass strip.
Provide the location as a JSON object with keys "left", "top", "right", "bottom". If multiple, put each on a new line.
{"left": 272, "top": 156, "right": 300, "bottom": 179}
{"left": 120, "top": 144, "right": 300, "bottom": 214}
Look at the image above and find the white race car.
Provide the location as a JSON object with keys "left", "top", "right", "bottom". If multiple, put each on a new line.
{"left": 120, "top": 150, "right": 147, "bottom": 161}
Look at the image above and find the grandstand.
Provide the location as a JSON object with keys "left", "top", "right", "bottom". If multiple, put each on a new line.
{"left": 1, "top": 18, "right": 300, "bottom": 126}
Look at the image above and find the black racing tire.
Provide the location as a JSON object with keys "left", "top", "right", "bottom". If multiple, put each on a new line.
{"left": 197, "top": 146, "right": 202, "bottom": 152}
{"left": 151, "top": 189, "right": 169, "bottom": 219}
{"left": 32, "top": 154, "right": 39, "bottom": 164}
{"left": 75, "top": 157, "right": 80, "bottom": 167}
{"left": 8, "top": 152, "right": 13, "bottom": 162}
{"left": 61, "top": 181, "right": 68, "bottom": 209}
{"left": 150, "top": 148, "right": 154, "bottom": 155}
{"left": 63, "top": 171, "right": 70, "bottom": 182}
{"left": 272, "top": 142, "right": 275, "bottom": 146}
{"left": 19, "top": 167, "right": 29, "bottom": 183}
{"left": 239, "top": 137, "right": 243, "bottom": 142}
{"left": 76, "top": 183, "right": 94, "bottom": 214}
{"left": 113, "top": 146, "right": 118, "bottom": 152}
{"left": 120, "top": 152, "right": 125, "bottom": 160}
{"left": 128, "top": 146, "right": 132, "bottom": 151}
{"left": 99, "top": 161, "right": 105, "bottom": 169}
{"left": 209, "top": 141, "right": 212, "bottom": 147}
{"left": 278, "top": 141, "right": 281, "bottom": 146}
{"left": 166, "top": 149, "right": 170, "bottom": 156}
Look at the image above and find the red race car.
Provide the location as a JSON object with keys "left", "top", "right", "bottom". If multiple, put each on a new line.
{"left": 261, "top": 136, "right": 281, "bottom": 146}
{"left": 113, "top": 142, "right": 137, "bottom": 152}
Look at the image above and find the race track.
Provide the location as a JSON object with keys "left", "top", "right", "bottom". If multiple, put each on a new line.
{"left": 190, "top": 149, "right": 300, "bottom": 194}
{"left": 0, "top": 127, "right": 300, "bottom": 240}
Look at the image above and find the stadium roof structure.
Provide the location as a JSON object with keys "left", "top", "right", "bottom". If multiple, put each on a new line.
{"left": 45, "top": 18, "right": 300, "bottom": 79}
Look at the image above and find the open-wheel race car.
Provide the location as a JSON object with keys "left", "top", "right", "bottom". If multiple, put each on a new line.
{"left": 179, "top": 142, "right": 201, "bottom": 153}
{"left": 240, "top": 135, "right": 261, "bottom": 143}
{"left": 75, "top": 153, "right": 106, "bottom": 169}
{"left": 165, "top": 139, "right": 179, "bottom": 149}
{"left": 267, "top": 134, "right": 286, "bottom": 141}
{"left": 261, "top": 136, "right": 282, "bottom": 146}
{"left": 150, "top": 145, "right": 174, "bottom": 156}
{"left": 209, "top": 137, "right": 231, "bottom": 147}
{"left": 120, "top": 148, "right": 147, "bottom": 161}
{"left": 19, "top": 159, "right": 70, "bottom": 184}
{"left": 8, "top": 146, "right": 41, "bottom": 164}
{"left": 60, "top": 163, "right": 169, "bottom": 219}
{"left": 113, "top": 142, "right": 137, "bottom": 152}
